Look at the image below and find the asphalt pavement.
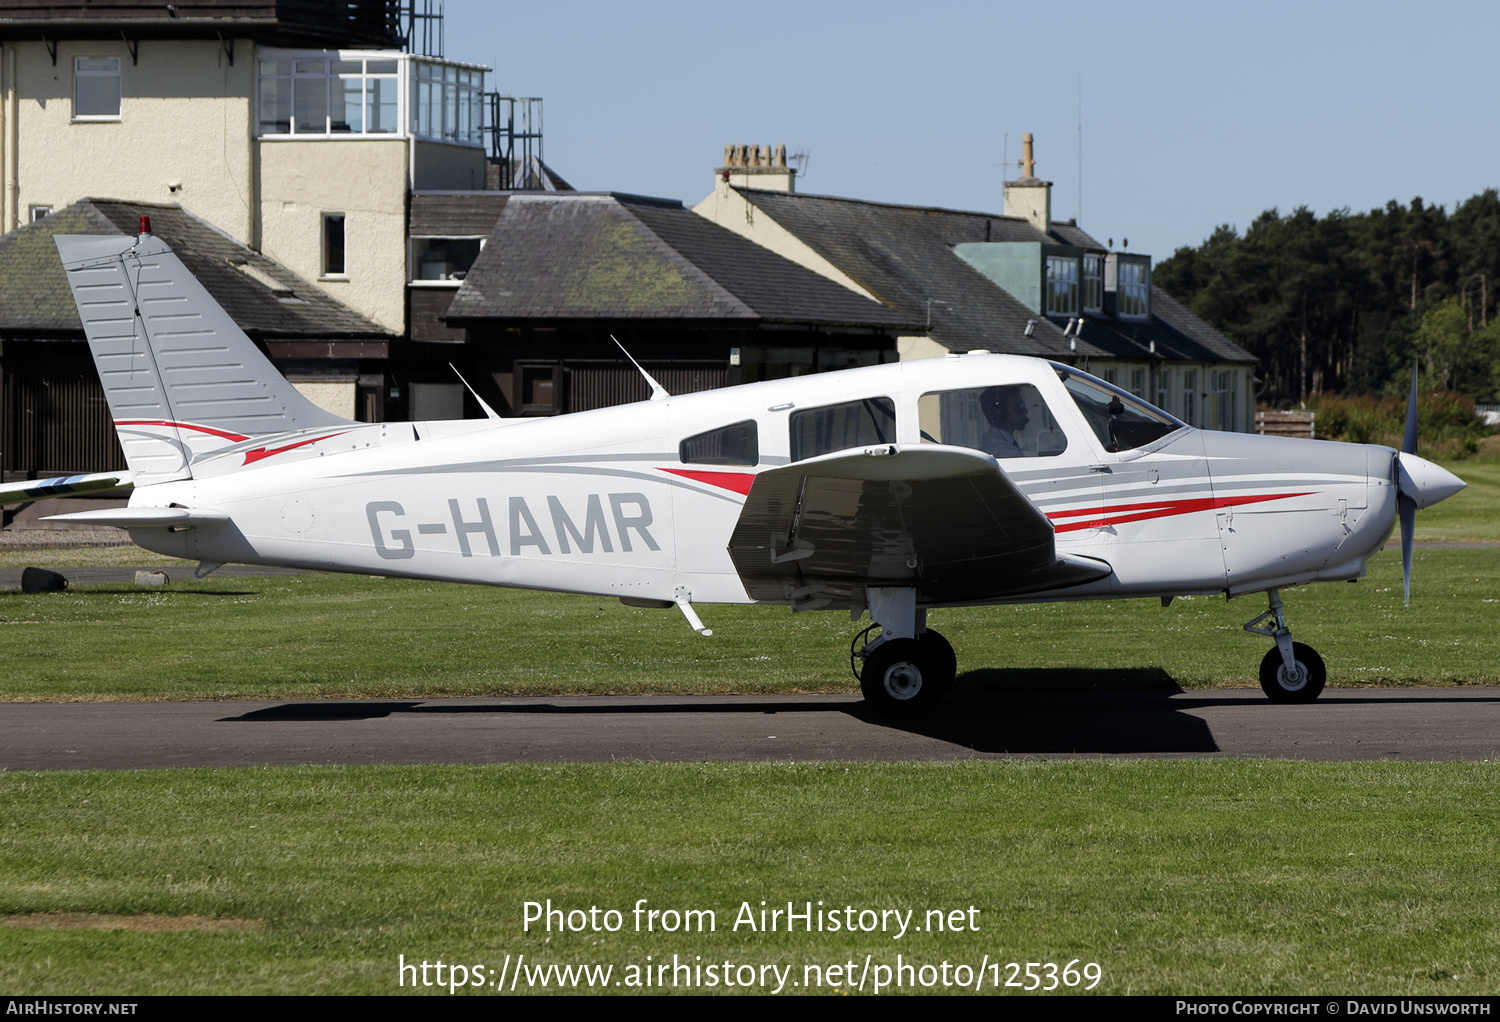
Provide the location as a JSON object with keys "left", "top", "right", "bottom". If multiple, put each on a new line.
{"left": 3, "top": 688, "right": 1498, "bottom": 770}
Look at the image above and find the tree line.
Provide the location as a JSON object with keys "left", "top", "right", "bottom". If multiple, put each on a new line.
{"left": 1154, "top": 190, "right": 1500, "bottom": 406}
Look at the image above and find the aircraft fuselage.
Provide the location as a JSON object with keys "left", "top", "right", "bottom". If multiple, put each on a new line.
{"left": 123, "top": 354, "right": 1396, "bottom": 609}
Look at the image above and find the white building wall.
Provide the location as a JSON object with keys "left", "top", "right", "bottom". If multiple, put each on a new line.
{"left": 257, "top": 137, "right": 408, "bottom": 333}
{"left": 0, "top": 38, "right": 255, "bottom": 241}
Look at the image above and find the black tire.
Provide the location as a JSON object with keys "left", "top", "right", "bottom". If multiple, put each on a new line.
{"left": 918, "top": 629, "right": 957, "bottom": 689}
{"left": 1259, "top": 642, "right": 1326, "bottom": 703}
{"left": 860, "top": 638, "right": 945, "bottom": 718}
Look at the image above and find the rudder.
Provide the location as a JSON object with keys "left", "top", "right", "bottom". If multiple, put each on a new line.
{"left": 55, "top": 228, "right": 353, "bottom": 485}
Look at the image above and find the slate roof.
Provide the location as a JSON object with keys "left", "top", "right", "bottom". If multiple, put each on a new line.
{"left": 733, "top": 188, "right": 1255, "bottom": 365}
{"left": 0, "top": 199, "right": 390, "bottom": 339}
{"left": 1047, "top": 221, "right": 1106, "bottom": 249}
{"left": 445, "top": 192, "right": 921, "bottom": 330}
{"left": 732, "top": 189, "right": 1098, "bottom": 359}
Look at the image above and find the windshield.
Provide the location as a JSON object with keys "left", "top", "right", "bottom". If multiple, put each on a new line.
{"left": 1049, "top": 362, "right": 1186, "bottom": 453}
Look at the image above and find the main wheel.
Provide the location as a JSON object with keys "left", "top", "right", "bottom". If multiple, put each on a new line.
{"left": 918, "top": 629, "right": 957, "bottom": 689}
{"left": 861, "top": 638, "right": 945, "bottom": 718}
{"left": 1259, "top": 642, "right": 1326, "bottom": 703}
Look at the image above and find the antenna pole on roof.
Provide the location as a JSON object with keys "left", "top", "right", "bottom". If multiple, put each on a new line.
{"left": 1077, "top": 73, "right": 1084, "bottom": 223}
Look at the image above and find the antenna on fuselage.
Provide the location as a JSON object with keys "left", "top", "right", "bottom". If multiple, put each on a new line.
{"left": 612, "top": 335, "right": 670, "bottom": 401}
{"left": 448, "top": 363, "right": 502, "bottom": 420}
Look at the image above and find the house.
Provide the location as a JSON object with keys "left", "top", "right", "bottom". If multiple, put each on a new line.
{"left": 440, "top": 191, "right": 921, "bottom": 415}
{"left": 0, "top": 198, "right": 389, "bottom": 478}
{"left": 693, "top": 136, "right": 1258, "bottom": 432}
{"left": 0, "top": 0, "right": 512, "bottom": 480}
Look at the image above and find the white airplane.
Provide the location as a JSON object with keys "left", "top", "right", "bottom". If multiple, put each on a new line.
{"left": 3, "top": 223, "right": 1467, "bottom": 716}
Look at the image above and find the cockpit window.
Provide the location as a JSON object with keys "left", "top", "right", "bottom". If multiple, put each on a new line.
{"left": 918, "top": 385, "right": 1068, "bottom": 458}
{"left": 1051, "top": 363, "right": 1185, "bottom": 452}
{"left": 790, "top": 397, "right": 895, "bottom": 462}
{"left": 680, "top": 420, "right": 758, "bottom": 466}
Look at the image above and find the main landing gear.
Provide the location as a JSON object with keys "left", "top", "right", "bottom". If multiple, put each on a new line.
{"left": 851, "top": 588, "right": 955, "bottom": 718}
{"left": 1243, "top": 588, "right": 1326, "bottom": 703}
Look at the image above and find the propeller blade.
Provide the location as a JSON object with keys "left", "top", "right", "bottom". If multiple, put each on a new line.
{"left": 1403, "top": 360, "right": 1419, "bottom": 456}
{"left": 1399, "top": 493, "right": 1415, "bottom": 607}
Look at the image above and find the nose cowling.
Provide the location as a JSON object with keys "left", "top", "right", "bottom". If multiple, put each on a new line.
{"left": 1396, "top": 452, "right": 1466, "bottom": 509}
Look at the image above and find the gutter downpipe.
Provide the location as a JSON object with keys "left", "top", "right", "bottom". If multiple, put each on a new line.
{"left": 4, "top": 43, "right": 16, "bottom": 231}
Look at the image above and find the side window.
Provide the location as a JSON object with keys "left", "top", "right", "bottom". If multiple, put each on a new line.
{"left": 918, "top": 385, "right": 1068, "bottom": 459}
{"left": 789, "top": 397, "right": 895, "bottom": 462}
{"left": 1055, "top": 368, "right": 1184, "bottom": 452}
{"left": 74, "top": 57, "right": 121, "bottom": 120}
{"left": 411, "top": 237, "right": 485, "bottom": 282}
{"left": 680, "top": 420, "right": 758, "bottom": 466}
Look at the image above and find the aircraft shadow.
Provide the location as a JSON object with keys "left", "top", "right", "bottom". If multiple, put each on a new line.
{"left": 216, "top": 680, "right": 1500, "bottom": 755}
{"left": 220, "top": 699, "right": 863, "bottom": 722}
{"left": 953, "top": 666, "right": 1181, "bottom": 693}
{"left": 866, "top": 689, "right": 1218, "bottom": 754}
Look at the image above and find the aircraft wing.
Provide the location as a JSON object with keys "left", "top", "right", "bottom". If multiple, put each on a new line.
{"left": 0, "top": 471, "right": 134, "bottom": 505}
{"left": 727, "top": 444, "right": 1111, "bottom": 609}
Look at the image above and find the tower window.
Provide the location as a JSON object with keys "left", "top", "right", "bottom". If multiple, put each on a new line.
{"left": 322, "top": 213, "right": 346, "bottom": 277}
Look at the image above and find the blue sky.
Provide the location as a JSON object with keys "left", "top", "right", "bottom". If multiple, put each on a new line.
{"left": 442, "top": 0, "right": 1496, "bottom": 261}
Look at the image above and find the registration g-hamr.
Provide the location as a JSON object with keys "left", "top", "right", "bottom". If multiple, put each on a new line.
{"left": 14, "top": 224, "right": 1466, "bottom": 716}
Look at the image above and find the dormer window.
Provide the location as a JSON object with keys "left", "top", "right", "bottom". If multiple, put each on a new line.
{"left": 1117, "top": 259, "right": 1150, "bottom": 318}
{"left": 1045, "top": 255, "right": 1079, "bottom": 316}
{"left": 1082, "top": 253, "right": 1103, "bottom": 313}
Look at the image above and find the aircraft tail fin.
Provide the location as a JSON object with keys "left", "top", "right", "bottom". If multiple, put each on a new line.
{"left": 54, "top": 227, "right": 354, "bottom": 486}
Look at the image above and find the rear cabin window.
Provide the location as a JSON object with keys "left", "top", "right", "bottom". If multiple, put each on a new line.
{"left": 680, "top": 420, "right": 759, "bottom": 466}
{"left": 918, "top": 384, "right": 1068, "bottom": 458}
{"left": 789, "top": 397, "right": 895, "bottom": 462}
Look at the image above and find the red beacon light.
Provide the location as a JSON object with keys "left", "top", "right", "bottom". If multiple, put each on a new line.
{"left": 138, "top": 215, "right": 152, "bottom": 237}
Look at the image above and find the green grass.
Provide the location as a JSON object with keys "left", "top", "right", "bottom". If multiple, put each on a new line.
{"left": 3, "top": 453, "right": 1496, "bottom": 996}
{"left": 1416, "top": 449, "right": 1500, "bottom": 540}
{"left": 1, "top": 543, "right": 1496, "bottom": 701}
{"left": 2, "top": 761, "right": 1497, "bottom": 996}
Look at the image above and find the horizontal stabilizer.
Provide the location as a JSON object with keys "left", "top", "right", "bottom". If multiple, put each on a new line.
{"left": 41, "top": 507, "right": 229, "bottom": 529}
{"left": 0, "top": 471, "right": 134, "bottom": 505}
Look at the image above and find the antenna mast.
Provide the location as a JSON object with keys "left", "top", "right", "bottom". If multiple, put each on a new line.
{"left": 1077, "top": 74, "right": 1083, "bottom": 223}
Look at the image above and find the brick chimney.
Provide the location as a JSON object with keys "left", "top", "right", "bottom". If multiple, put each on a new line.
{"left": 715, "top": 144, "right": 796, "bottom": 193}
{"left": 1003, "top": 133, "right": 1051, "bottom": 232}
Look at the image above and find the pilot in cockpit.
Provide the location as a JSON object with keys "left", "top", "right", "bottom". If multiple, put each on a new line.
{"left": 977, "top": 385, "right": 1031, "bottom": 458}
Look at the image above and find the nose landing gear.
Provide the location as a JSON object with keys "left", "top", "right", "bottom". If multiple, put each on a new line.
{"left": 1244, "top": 588, "right": 1326, "bottom": 703}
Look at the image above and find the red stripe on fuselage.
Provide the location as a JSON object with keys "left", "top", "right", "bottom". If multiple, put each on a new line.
{"left": 1048, "top": 491, "right": 1314, "bottom": 533}
{"left": 114, "top": 420, "right": 249, "bottom": 443}
{"left": 660, "top": 468, "right": 756, "bottom": 495}
{"left": 242, "top": 432, "right": 349, "bottom": 465}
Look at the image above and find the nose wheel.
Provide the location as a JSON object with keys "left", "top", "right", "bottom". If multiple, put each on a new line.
{"left": 1244, "top": 589, "right": 1326, "bottom": 703}
{"left": 1258, "top": 642, "right": 1326, "bottom": 703}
